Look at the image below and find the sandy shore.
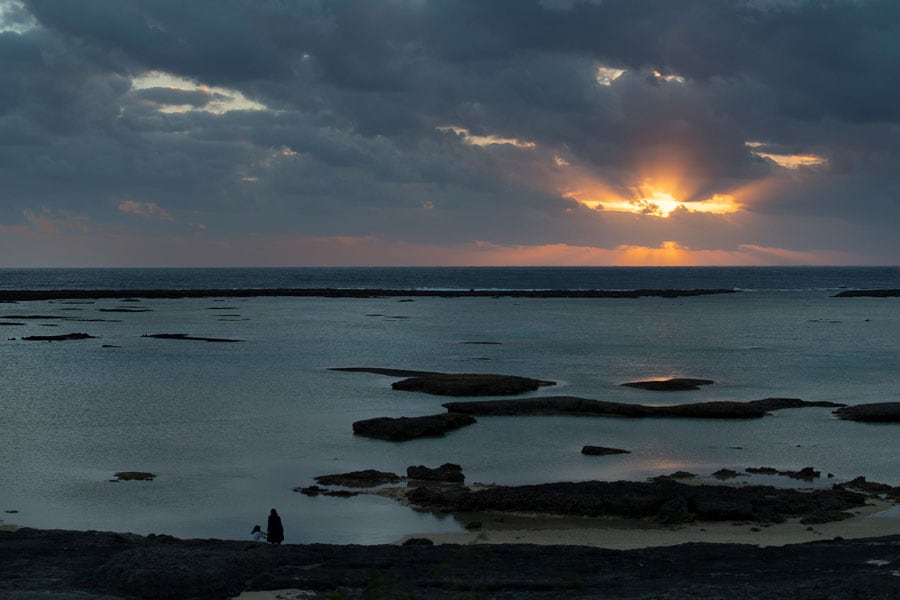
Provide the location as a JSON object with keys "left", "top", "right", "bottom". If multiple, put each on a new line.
{"left": 393, "top": 498, "right": 900, "bottom": 550}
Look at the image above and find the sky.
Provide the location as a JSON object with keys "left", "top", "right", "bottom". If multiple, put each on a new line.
{"left": 1, "top": 0, "right": 899, "bottom": 267}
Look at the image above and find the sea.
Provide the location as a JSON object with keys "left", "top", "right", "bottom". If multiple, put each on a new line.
{"left": 1, "top": 266, "right": 899, "bottom": 543}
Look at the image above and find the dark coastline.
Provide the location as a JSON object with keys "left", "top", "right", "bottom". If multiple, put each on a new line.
{"left": 2, "top": 528, "right": 899, "bottom": 599}
{"left": 0, "top": 288, "right": 736, "bottom": 302}
{"left": 0, "top": 529, "right": 900, "bottom": 600}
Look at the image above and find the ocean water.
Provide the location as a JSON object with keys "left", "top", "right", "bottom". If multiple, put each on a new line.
{"left": 1, "top": 267, "right": 899, "bottom": 543}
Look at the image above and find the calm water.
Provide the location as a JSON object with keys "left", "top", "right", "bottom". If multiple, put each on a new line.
{"left": 1, "top": 267, "right": 899, "bottom": 542}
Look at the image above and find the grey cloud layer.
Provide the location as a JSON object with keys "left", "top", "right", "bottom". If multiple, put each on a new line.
{"left": 2, "top": 0, "right": 899, "bottom": 263}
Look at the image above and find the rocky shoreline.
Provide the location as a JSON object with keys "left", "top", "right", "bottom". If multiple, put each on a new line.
{"left": 1, "top": 528, "right": 898, "bottom": 599}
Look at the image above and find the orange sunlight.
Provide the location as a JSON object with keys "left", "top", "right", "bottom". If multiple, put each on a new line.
{"left": 564, "top": 180, "right": 741, "bottom": 218}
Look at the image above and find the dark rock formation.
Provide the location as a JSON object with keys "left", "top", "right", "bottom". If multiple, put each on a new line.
{"left": 712, "top": 469, "right": 742, "bottom": 480}
{"left": 141, "top": 333, "right": 243, "bottom": 343}
{"left": 404, "top": 479, "right": 867, "bottom": 525}
{"left": 22, "top": 332, "right": 97, "bottom": 342}
{"left": 5, "top": 528, "right": 899, "bottom": 600}
{"left": 581, "top": 446, "right": 630, "bottom": 455}
{"left": 749, "top": 397, "right": 845, "bottom": 410}
{"left": 834, "top": 289, "right": 900, "bottom": 297}
{"left": 332, "top": 367, "right": 555, "bottom": 396}
{"left": 313, "top": 470, "right": 402, "bottom": 487}
{"left": 651, "top": 471, "right": 698, "bottom": 482}
{"left": 834, "top": 476, "right": 900, "bottom": 497}
{"left": 352, "top": 413, "right": 477, "bottom": 441}
{"left": 401, "top": 537, "right": 433, "bottom": 546}
{"left": 393, "top": 373, "right": 554, "bottom": 396}
{"left": 443, "top": 396, "right": 838, "bottom": 420}
{"left": 113, "top": 472, "right": 155, "bottom": 481}
{"left": 621, "top": 378, "right": 715, "bottom": 391}
{"left": 407, "top": 463, "right": 465, "bottom": 483}
{"left": 745, "top": 466, "right": 822, "bottom": 481}
{"left": 833, "top": 402, "right": 900, "bottom": 422}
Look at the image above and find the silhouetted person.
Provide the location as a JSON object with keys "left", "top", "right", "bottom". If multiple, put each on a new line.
{"left": 267, "top": 508, "right": 284, "bottom": 545}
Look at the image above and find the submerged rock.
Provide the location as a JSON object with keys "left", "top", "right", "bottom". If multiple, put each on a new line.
{"left": 833, "top": 402, "right": 900, "bottom": 422}
{"left": 352, "top": 413, "right": 477, "bottom": 441}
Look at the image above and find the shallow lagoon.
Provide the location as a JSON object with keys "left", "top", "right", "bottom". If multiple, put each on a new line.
{"left": 2, "top": 272, "right": 899, "bottom": 542}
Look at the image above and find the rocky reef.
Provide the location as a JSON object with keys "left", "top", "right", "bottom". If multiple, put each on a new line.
{"left": 442, "top": 396, "right": 844, "bottom": 420}
{"left": 403, "top": 479, "right": 868, "bottom": 525}
{"left": 833, "top": 402, "right": 900, "bottom": 422}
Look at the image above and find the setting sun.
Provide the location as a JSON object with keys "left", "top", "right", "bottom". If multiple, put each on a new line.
{"left": 564, "top": 181, "right": 741, "bottom": 218}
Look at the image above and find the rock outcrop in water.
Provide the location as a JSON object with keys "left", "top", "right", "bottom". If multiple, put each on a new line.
{"left": 3, "top": 528, "right": 899, "bottom": 600}
{"left": 332, "top": 367, "right": 555, "bottom": 396}
{"left": 313, "top": 470, "right": 402, "bottom": 487}
{"left": 404, "top": 479, "right": 867, "bottom": 525}
{"left": 442, "top": 396, "right": 844, "bottom": 420}
{"left": 21, "top": 332, "right": 97, "bottom": 342}
{"left": 141, "top": 333, "right": 243, "bottom": 343}
{"left": 407, "top": 463, "right": 465, "bottom": 483}
{"left": 833, "top": 402, "right": 900, "bottom": 422}
{"left": 352, "top": 413, "right": 477, "bottom": 441}
{"left": 621, "top": 377, "right": 715, "bottom": 391}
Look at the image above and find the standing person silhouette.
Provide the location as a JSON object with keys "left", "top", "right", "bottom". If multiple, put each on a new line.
{"left": 267, "top": 508, "right": 284, "bottom": 545}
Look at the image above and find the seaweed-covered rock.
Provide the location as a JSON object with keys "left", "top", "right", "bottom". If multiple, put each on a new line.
{"left": 352, "top": 413, "right": 477, "bottom": 441}
{"left": 833, "top": 403, "right": 900, "bottom": 422}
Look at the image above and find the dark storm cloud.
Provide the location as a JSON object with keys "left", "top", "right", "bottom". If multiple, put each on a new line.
{"left": 2, "top": 0, "right": 900, "bottom": 264}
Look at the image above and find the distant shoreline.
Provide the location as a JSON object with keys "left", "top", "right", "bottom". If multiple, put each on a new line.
{"left": 0, "top": 288, "right": 738, "bottom": 301}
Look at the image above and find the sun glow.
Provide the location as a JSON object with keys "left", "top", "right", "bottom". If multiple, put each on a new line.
{"left": 565, "top": 181, "right": 740, "bottom": 218}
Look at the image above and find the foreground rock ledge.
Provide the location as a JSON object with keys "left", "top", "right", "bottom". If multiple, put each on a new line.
{"left": 2, "top": 529, "right": 899, "bottom": 600}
